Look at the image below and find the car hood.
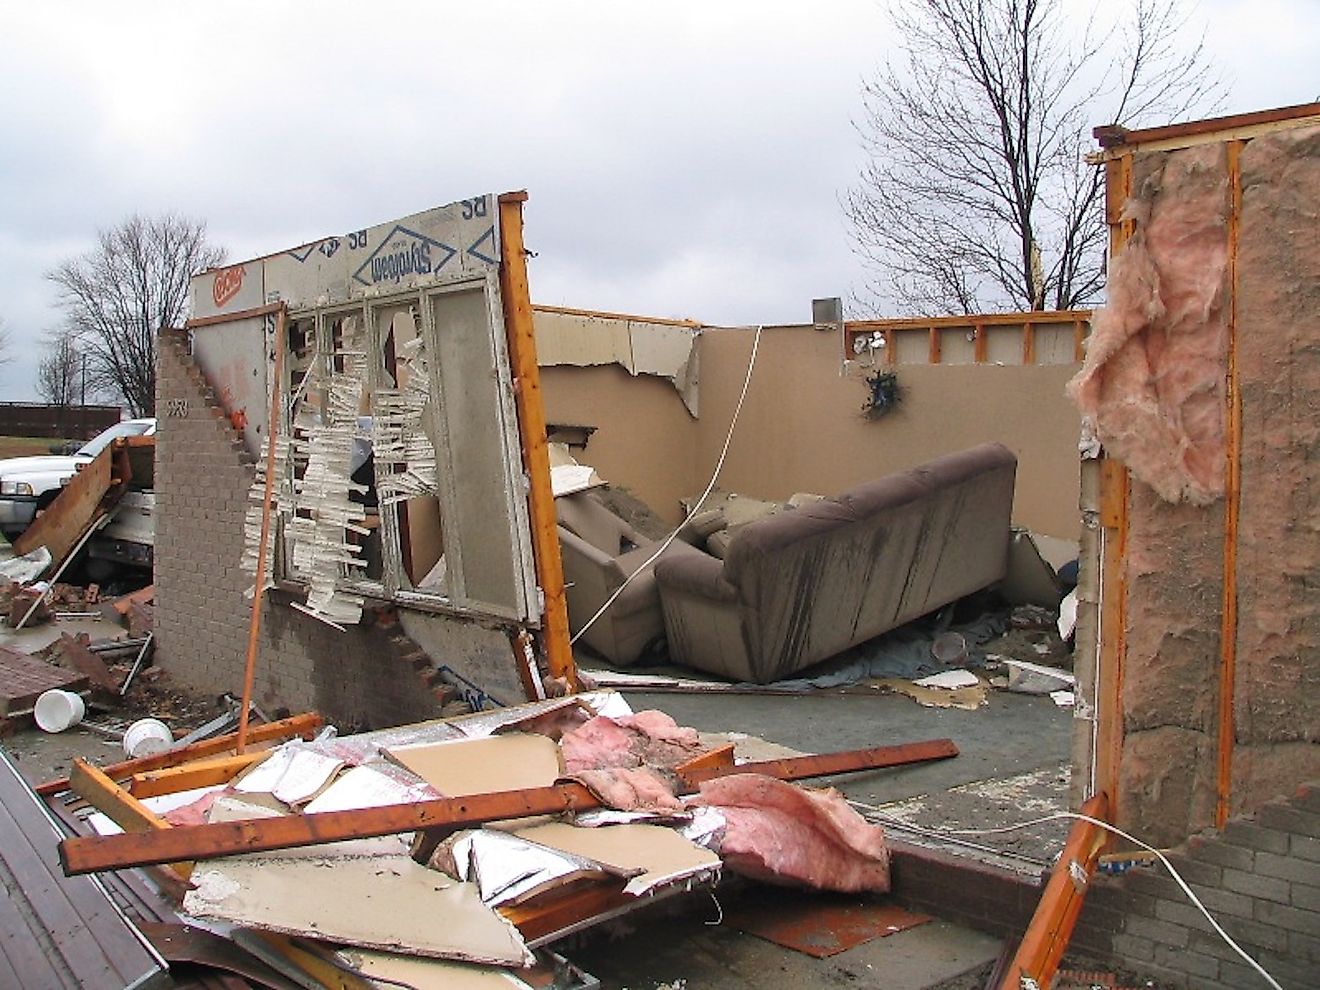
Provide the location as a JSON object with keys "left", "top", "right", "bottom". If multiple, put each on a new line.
{"left": 0, "top": 454, "right": 90, "bottom": 478}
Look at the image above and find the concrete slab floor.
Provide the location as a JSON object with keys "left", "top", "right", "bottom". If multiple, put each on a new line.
{"left": 621, "top": 686, "right": 1074, "bottom": 861}
{"left": 569, "top": 889, "right": 1002, "bottom": 990}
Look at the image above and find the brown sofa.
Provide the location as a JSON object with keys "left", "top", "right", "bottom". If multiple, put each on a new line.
{"left": 556, "top": 491, "right": 705, "bottom": 665}
{"left": 653, "top": 443, "right": 1018, "bottom": 683}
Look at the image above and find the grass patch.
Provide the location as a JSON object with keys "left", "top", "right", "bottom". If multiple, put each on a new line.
{"left": 0, "top": 436, "right": 74, "bottom": 458}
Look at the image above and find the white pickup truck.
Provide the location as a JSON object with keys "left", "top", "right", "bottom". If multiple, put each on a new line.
{"left": 0, "top": 419, "right": 156, "bottom": 539}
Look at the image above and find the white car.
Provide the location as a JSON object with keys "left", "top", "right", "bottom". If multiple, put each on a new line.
{"left": 0, "top": 418, "right": 156, "bottom": 538}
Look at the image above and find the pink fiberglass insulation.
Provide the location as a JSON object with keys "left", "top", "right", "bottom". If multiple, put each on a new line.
{"left": 1068, "top": 143, "right": 1230, "bottom": 504}
{"left": 570, "top": 767, "right": 684, "bottom": 813}
{"left": 559, "top": 711, "right": 706, "bottom": 774}
{"left": 689, "top": 774, "right": 890, "bottom": 893}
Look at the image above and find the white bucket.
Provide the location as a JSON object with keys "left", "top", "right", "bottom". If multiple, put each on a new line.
{"left": 34, "top": 690, "right": 85, "bottom": 733}
{"left": 123, "top": 718, "right": 174, "bottom": 759}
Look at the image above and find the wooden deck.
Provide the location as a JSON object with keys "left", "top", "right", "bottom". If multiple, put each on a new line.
{"left": 0, "top": 750, "right": 167, "bottom": 989}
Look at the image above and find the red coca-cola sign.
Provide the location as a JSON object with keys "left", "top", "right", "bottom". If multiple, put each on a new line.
{"left": 212, "top": 265, "right": 246, "bottom": 308}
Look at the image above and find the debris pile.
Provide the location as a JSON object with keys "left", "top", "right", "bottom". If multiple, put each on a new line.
{"left": 39, "top": 694, "right": 958, "bottom": 986}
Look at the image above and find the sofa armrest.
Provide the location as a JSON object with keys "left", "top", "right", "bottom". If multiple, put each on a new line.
{"left": 654, "top": 551, "right": 738, "bottom": 605}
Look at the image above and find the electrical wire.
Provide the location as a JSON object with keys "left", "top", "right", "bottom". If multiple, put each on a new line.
{"left": 570, "top": 325, "right": 764, "bottom": 645}
{"left": 891, "top": 812, "right": 1282, "bottom": 990}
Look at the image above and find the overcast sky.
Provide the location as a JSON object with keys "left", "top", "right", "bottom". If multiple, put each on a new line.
{"left": 1, "top": 1, "right": 1315, "bottom": 403}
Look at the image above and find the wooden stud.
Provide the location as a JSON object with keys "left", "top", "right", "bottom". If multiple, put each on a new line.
{"left": 883, "top": 329, "right": 897, "bottom": 366}
{"left": 128, "top": 750, "right": 271, "bottom": 799}
{"left": 973, "top": 324, "right": 987, "bottom": 363}
{"left": 999, "top": 793, "right": 1110, "bottom": 990}
{"left": 60, "top": 738, "right": 959, "bottom": 875}
{"left": 185, "top": 301, "right": 287, "bottom": 329}
{"left": 36, "top": 712, "right": 323, "bottom": 797}
{"left": 497, "top": 192, "right": 576, "bottom": 692}
{"left": 673, "top": 744, "right": 737, "bottom": 778}
{"left": 69, "top": 759, "right": 191, "bottom": 878}
{"left": 1073, "top": 319, "right": 1087, "bottom": 362}
{"left": 238, "top": 304, "right": 287, "bottom": 751}
{"left": 928, "top": 326, "right": 941, "bottom": 364}
{"left": 1022, "top": 321, "right": 1036, "bottom": 365}
{"left": 1216, "top": 141, "right": 1245, "bottom": 827}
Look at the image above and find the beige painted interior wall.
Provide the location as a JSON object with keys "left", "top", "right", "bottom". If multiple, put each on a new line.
{"left": 538, "top": 324, "right": 1082, "bottom": 540}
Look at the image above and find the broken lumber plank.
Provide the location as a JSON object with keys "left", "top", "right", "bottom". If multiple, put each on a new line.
{"left": 37, "top": 712, "right": 323, "bottom": 796}
{"left": 69, "top": 758, "right": 192, "bottom": 878}
{"left": 999, "top": 792, "right": 1110, "bottom": 990}
{"left": 13, "top": 445, "right": 115, "bottom": 563}
{"left": 674, "top": 743, "right": 737, "bottom": 778}
{"left": 674, "top": 738, "right": 959, "bottom": 789}
{"left": 59, "top": 738, "right": 958, "bottom": 875}
{"left": 111, "top": 584, "right": 154, "bottom": 617}
{"left": 128, "top": 750, "right": 272, "bottom": 799}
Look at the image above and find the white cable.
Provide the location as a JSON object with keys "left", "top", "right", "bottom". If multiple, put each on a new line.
{"left": 873, "top": 811, "right": 1282, "bottom": 990}
{"left": 570, "top": 325, "right": 764, "bottom": 645}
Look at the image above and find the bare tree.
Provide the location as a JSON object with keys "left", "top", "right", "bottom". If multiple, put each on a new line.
{"left": 48, "top": 215, "right": 224, "bottom": 416}
{"left": 844, "top": 0, "right": 1222, "bottom": 316}
{"left": 37, "top": 329, "right": 82, "bottom": 407}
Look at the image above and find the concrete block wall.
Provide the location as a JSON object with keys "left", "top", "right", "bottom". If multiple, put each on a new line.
{"left": 1072, "top": 781, "right": 1320, "bottom": 989}
{"left": 154, "top": 328, "right": 446, "bottom": 729}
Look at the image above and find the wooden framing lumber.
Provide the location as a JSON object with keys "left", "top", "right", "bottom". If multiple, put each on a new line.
{"left": 999, "top": 793, "right": 1110, "bottom": 990}
{"left": 36, "top": 712, "right": 323, "bottom": 797}
{"left": 127, "top": 750, "right": 272, "bottom": 799}
{"left": 60, "top": 738, "right": 958, "bottom": 875}
{"left": 497, "top": 191, "right": 576, "bottom": 691}
{"left": 69, "top": 759, "right": 192, "bottom": 878}
{"left": 675, "top": 738, "right": 959, "bottom": 789}
{"left": 673, "top": 743, "right": 736, "bottom": 778}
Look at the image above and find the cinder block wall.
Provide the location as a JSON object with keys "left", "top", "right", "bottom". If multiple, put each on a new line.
{"left": 1071, "top": 781, "right": 1320, "bottom": 989}
{"left": 154, "top": 329, "right": 445, "bottom": 728}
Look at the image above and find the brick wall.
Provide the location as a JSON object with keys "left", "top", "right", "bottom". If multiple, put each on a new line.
{"left": 1072, "top": 781, "right": 1320, "bottom": 989}
{"left": 154, "top": 328, "right": 452, "bottom": 729}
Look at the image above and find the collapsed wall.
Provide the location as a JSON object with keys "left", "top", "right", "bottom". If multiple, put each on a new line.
{"left": 1073, "top": 120, "right": 1320, "bottom": 844}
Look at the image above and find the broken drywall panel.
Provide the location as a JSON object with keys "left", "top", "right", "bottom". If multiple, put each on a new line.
{"left": 444, "top": 828, "right": 624, "bottom": 906}
{"left": 533, "top": 308, "right": 702, "bottom": 416}
{"left": 1067, "top": 143, "right": 1230, "bottom": 504}
{"left": 384, "top": 733, "right": 563, "bottom": 797}
{"left": 514, "top": 821, "right": 721, "bottom": 896}
{"left": 183, "top": 853, "right": 533, "bottom": 966}
{"left": 335, "top": 949, "right": 539, "bottom": 990}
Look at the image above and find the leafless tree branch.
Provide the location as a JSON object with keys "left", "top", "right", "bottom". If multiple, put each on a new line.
{"left": 844, "top": 0, "right": 1224, "bottom": 316}
{"left": 47, "top": 214, "right": 225, "bottom": 416}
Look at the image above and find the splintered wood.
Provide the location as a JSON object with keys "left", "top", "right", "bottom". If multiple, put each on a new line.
{"left": 373, "top": 330, "right": 439, "bottom": 506}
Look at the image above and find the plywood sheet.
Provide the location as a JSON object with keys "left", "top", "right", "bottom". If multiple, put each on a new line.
{"left": 385, "top": 733, "right": 563, "bottom": 797}
{"left": 515, "top": 822, "right": 720, "bottom": 895}
{"left": 183, "top": 854, "right": 531, "bottom": 966}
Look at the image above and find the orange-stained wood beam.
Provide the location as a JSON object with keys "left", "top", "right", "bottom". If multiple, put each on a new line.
{"left": 61, "top": 739, "right": 958, "bottom": 875}
{"left": 185, "top": 301, "right": 286, "bottom": 329}
{"left": 928, "top": 326, "right": 941, "bottom": 364}
{"left": 973, "top": 324, "right": 987, "bottom": 363}
{"left": 1000, "top": 793, "right": 1110, "bottom": 990}
{"left": 1022, "top": 321, "right": 1036, "bottom": 365}
{"left": 673, "top": 744, "right": 737, "bottom": 778}
{"left": 497, "top": 191, "right": 575, "bottom": 692}
{"left": 1216, "top": 141, "right": 1245, "bottom": 827}
{"left": 675, "top": 738, "right": 959, "bottom": 789}
{"left": 69, "top": 759, "right": 192, "bottom": 878}
{"left": 239, "top": 305, "right": 287, "bottom": 751}
{"left": 36, "top": 713, "right": 323, "bottom": 796}
{"left": 128, "top": 750, "right": 272, "bottom": 799}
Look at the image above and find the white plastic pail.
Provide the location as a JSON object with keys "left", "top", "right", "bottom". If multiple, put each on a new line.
{"left": 34, "top": 690, "right": 85, "bottom": 733}
{"left": 123, "top": 718, "right": 173, "bottom": 759}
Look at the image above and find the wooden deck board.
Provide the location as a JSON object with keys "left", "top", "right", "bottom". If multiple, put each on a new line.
{"left": 0, "top": 751, "right": 165, "bottom": 989}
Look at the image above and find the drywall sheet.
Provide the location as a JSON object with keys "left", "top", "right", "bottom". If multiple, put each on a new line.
{"left": 336, "top": 949, "right": 536, "bottom": 989}
{"left": 385, "top": 733, "right": 564, "bottom": 796}
{"left": 514, "top": 821, "right": 720, "bottom": 895}
{"left": 534, "top": 308, "right": 701, "bottom": 415}
{"left": 1067, "top": 144, "right": 1230, "bottom": 504}
{"left": 191, "top": 316, "right": 269, "bottom": 454}
{"left": 184, "top": 854, "right": 531, "bottom": 965}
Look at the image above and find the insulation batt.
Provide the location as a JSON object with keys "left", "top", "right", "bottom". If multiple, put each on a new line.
{"left": 1068, "top": 143, "right": 1230, "bottom": 504}
{"left": 689, "top": 774, "right": 890, "bottom": 893}
{"left": 559, "top": 711, "right": 706, "bottom": 774}
{"left": 570, "top": 767, "right": 684, "bottom": 813}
